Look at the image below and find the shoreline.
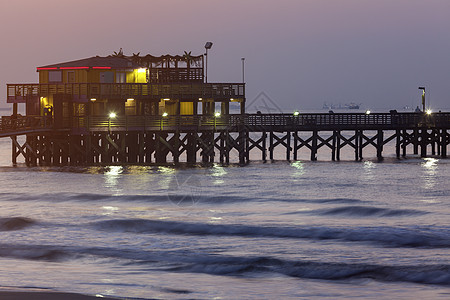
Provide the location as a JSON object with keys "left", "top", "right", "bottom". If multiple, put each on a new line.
{"left": 0, "top": 290, "right": 122, "bottom": 300}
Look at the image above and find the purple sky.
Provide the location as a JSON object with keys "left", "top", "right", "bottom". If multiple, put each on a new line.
{"left": 1, "top": 0, "right": 450, "bottom": 111}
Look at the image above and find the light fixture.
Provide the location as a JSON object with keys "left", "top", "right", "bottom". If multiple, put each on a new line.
{"left": 162, "top": 112, "right": 168, "bottom": 117}
{"left": 127, "top": 98, "right": 135, "bottom": 101}
{"left": 204, "top": 42, "right": 213, "bottom": 83}
{"left": 90, "top": 98, "right": 96, "bottom": 102}
{"left": 365, "top": 110, "right": 371, "bottom": 115}
{"left": 214, "top": 112, "right": 221, "bottom": 117}
{"left": 426, "top": 109, "right": 432, "bottom": 115}
{"left": 163, "top": 98, "right": 170, "bottom": 101}
{"left": 109, "top": 112, "right": 117, "bottom": 119}
{"left": 198, "top": 97, "right": 203, "bottom": 101}
{"left": 419, "top": 86, "right": 426, "bottom": 112}
{"left": 205, "top": 42, "right": 213, "bottom": 50}
{"left": 293, "top": 111, "right": 300, "bottom": 116}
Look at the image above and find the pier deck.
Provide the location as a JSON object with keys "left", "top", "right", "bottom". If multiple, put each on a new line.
{"left": 2, "top": 112, "right": 449, "bottom": 165}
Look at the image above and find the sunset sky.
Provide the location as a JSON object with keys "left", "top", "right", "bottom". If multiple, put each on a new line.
{"left": 1, "top": 0, "right": 450, "bottom": 111}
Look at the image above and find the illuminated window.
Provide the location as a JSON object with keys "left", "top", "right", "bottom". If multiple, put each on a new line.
{"left": 125, "top": 98, "right": 136, "bottom": 115}
{"left": 116, "top": 72, "right": 126, "bottom": 83}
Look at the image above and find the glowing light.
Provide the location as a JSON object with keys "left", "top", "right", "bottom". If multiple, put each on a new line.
{"left": 109, "top": 112, "right": 117, "bottom": 118}
{"left": 426, "top": 109, "right": 432, "bottom": 115}
{"left": 137, "top": 68, "right": 146, "bottom": 73}
{"left": 127, "top": 98, "right": 135, "bottom": 101}
{"left": 214, "top": 112, "right": 221, "bottom": 117}
{"left": 162, "top": 112, "right": 168, "bottom": 117}
{"left": 293, "top": 111, "right": 300, "bottom": 116}
{"left": 163, "top": 98, "right": 170, "bottom": 101}
{"left": 198, "top": 98, "right": 203, "bottom": 101}
{"left": 230, "top": 98, "right": 234, "bottom": 101}
{"left": 90, "top": 98, "right": 96, "bottom": 102}
{"left": 365, "top": 110, "right": 371, "bottom": 115}
{"left": 36, "top": 67, "right": 58, "bottom": 71}
{"left": 60, "top": 66, "right": 89, "bottom": 70}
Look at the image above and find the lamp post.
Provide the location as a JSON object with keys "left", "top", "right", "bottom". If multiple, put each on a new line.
{"left": 161, "top": 112, "right": 168, "bottom": 130}
{"left": 204, "top": 42, "right": 213, "bottom": 83}
{"left": 214, "top": 111, "right": 221, "bottom": 131}
{"left": 241, "top": 57, "right": 245, "bottom": 83}
{"left": 108, "top": 112, "right": 116, "bottom": 133}
{"left": 419, "top": 86, "right": 426, "bottom": 112}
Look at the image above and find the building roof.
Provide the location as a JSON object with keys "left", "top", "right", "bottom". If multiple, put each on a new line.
{"left": 37, "top": 56, "right": 135, "bottom": 70}
{"left": 37, "top": 51, "right": 204, "bottom": 71}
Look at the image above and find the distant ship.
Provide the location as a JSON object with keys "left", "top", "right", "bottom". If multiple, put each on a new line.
{"left": 323, "top": 102, "right": 361, "bottom": 110}
{"left": 346, "top": 103, "right": 360, "bottom": 109}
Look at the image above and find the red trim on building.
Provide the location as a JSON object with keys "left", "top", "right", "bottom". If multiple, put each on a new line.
{"left": 92, "top": 66, "right": 112, "bottom": 69}
{"left": 60, "top": 67, "right": 90, "bottom": 70}
{"left": 36, "top": 67, "right": 58, "bottom": 71}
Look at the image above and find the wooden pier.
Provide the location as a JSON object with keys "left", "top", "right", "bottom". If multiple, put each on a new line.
{"left": 2, "top": 111, "right": 450, "bottom": 166}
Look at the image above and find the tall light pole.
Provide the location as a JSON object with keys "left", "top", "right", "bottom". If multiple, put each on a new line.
{"left": 419, "top": 86, "right": 425, "bottom": 112}
{"left": 204, "top": 42, "right": 213, "bottom": 83}
{"left": 241, "top": 57, "right": 245, "bottom": 83}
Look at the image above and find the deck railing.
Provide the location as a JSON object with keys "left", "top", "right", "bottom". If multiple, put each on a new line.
{"left": 7, "top": 82, "right": 245, "bottom": 102}
{"left": 1, "top": 113, "right": 450, "bottom": 135}
{"left": 0, "top": 115, "right": 47, "bottom": 133}
{"left": 70, "top": 112, "right": 450, "bottom": 132}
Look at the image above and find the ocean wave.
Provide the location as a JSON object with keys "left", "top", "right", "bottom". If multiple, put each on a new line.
{"left": 92, "top": 219, "right": 450, "bottom": 248}
{"left": 166, "top": 256, "right": 450, "bottom": 286}
{"left": 2, "top": 192, "right": 370, "bottom": 207}
{"left": 1, "top": 241, "right": 449, "bottom": 286}
{"left": 0, "top": 244, "right": 69, "bottom": 261}
{"left": 277, "top": 198, "right": 367, "bottom": 204}
{"left": 317, "top": 205, "right": 426, "bottom": 217}
{"left": 0, "top": 217, "right": 35, "bottom": 231}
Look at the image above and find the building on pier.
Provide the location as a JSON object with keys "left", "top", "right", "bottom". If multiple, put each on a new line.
{"left": 7, "top": 49, "right": 246, "bottom": 128}
{"left": 3, "top": 51, "right": 450, "bottom": 166}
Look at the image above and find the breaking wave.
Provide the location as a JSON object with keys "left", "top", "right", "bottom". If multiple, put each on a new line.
{"left": 0, "top": 217, "right": 35, "bottom": 231}
{"left": 317, "top": 205, "right": 426, "bottom": 217}
{"left": 92, "top": 219, "right": 450, "bottom": 248}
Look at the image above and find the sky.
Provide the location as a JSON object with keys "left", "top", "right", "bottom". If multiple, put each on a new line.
{"left": 1, "top": 0, "right": 450, "bottom": 112}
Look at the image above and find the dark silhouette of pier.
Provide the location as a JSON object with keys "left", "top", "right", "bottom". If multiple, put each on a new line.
{"left": 2, "top": 111, "right": 449, "bottom": 166}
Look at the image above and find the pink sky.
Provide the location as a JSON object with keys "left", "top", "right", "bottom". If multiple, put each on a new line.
{"left": 1, "top": 0, "right": 450, "bottom": 111}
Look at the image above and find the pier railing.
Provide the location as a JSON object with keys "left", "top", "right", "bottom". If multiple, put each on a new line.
{"left": 1, "top": 112, "right": 449, "bottom": 136}
{"left": 70, "top": 112, "right": 450, "bottom": 132}
{"left": 7, "top": 82, "right": 245, "bottom": 102}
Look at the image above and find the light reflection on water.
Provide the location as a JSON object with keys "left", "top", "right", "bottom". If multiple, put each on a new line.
{"left": 421, "top": 158, "right": 438, "bottom": 189}
{"left": 210, "top": 164, "right": 227, "bottom": 184}
{"left": 290, "top": 161, "right": 305, "bottom": 178}
{"left": 103, "top": 166, "right": 123, "bottom": 195}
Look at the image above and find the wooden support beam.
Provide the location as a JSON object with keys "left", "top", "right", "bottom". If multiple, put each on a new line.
{"left": 442, "top": 129, "right": 448, "bottom": 158}
{"left": 377, "top": 130, "right": 384, "bottom": 159}
{"left": 311, "top": 130, "right": 318, "bottom": 161}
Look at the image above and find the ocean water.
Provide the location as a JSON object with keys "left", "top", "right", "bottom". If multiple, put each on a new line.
{"left": 0, "top": 136, "right": 449, "bottom": 299}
